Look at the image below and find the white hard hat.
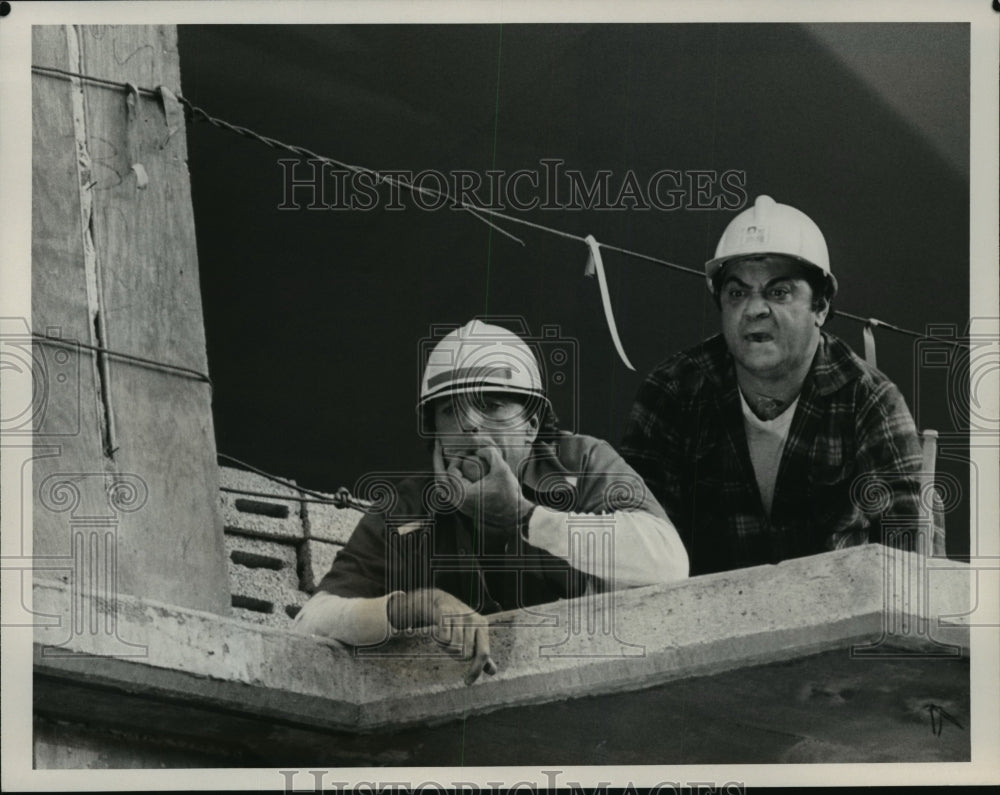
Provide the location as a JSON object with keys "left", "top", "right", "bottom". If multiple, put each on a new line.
{"left": 705, "top": 195, "right": 837, "bottom": 296}
{"left": 418, "top": 319, "right": 547, "bottom": 409}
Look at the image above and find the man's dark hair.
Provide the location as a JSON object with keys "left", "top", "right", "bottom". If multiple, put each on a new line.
{"left": 710, "top": 258, "right": 835, "bottom": 320}
{"left": 421, "top": 394, "right": 561, "bottom": 451}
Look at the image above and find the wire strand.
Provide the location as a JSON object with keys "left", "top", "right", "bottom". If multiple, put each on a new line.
{"left": 31, "top": 332, "right": 213, "bottom": 386}
{"left": 217, "top": 452, "right": 373, "bottom": 511}
{"left": 30, "top": 63, "right": 968, "bottom": 351}
{"left": 220, "top": 486, "right": 370, "bottom": 509}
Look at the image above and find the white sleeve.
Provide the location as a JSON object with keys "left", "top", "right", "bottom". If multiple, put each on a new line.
{"left": 291, "top": 589, "right": 403, "bottom": 646}
{"left": 524, "top": 506, "right": 689, "bottom": 587}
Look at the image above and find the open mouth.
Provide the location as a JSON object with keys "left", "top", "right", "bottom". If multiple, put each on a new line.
{"left": 744, "top": 332, "right": 775, "bottom": 343}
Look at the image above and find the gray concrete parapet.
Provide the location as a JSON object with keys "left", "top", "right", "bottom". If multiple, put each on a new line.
{"left": 33, "top": 544, "right": 970, "bottom": 737}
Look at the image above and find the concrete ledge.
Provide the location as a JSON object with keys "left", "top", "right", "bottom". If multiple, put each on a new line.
{"left": 34, "top": 545, "right": 970, "bottom": 734}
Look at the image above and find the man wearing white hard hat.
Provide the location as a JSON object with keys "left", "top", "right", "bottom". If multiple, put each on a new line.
{"left": 295, "top": 319, "right": 688, "bottom": 684}
{"left": 621, "top": 195, "right": 941, "bottom": 575}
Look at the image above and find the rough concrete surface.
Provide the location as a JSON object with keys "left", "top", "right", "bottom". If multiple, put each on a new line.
{"left": 301, "top": 539, "right": 344, "bottom": 593}
{"left": 31, "top": 24, "right": 230, "bottom": 613}
{"left": 219, "top": 466, "right": 305, "bottom": 541}
{"left": 33, "top": 544, "right": 971, "bottom": 737}
{"left": 33, "top": 716, "right": 239, "bottom": 768}
{"left": 224, "top": 533, "right": 307, "bottom": 625}
{"left": 303, "top": 495, "right": 363, "bottom": 544}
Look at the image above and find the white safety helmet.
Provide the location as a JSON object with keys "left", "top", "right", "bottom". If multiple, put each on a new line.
{"left": 418, "top": 319, "right": 548, "bottom": 410}
{"left": 705, "top": 194, "right": 837, "bottom": 297}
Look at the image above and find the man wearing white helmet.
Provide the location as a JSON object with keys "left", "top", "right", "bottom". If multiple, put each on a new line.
{"left": 295, "top": 319, "right": 688, "bottom": 684}
{"left": 621, "top": 195, "right": 941, "bottom": 576}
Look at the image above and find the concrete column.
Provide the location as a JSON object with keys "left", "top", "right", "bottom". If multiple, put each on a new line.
{"left": 31, "top": 25, "right": 229, "bottom": 613}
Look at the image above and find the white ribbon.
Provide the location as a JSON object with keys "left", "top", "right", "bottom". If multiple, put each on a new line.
{"left": 584, "top": 234, "right": 635, "bottom": 371}
{"left": 157, "top": 85, "right": 185, "bottom": 150}
{"left": 863, "top": 319, "right": 879, "bottom": 368}
{"left": 125, "top": 83, "right": 147, "bottom": 190}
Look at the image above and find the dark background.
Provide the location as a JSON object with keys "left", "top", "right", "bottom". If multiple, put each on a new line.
{"left": 177, "top": 23, "right": 971, "bottom": 557}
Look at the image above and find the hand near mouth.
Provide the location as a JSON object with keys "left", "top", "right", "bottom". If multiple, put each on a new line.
{"left": 433, "top": 440, "right": 535, "bottom": 534}
{"left": 434, "top": 438, "right": 484, "bottom": 482}
{"left": 456, "top": 453, "right": 486, "bottom": 483}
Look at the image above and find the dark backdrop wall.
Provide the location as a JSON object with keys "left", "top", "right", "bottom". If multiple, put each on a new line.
{"left": 177, "top": 23, "right": 971, "bottom": 556}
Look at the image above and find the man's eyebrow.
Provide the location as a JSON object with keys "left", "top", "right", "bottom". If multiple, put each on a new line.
{"left": 721, "top": 274, "right": 798, "bottom": 289}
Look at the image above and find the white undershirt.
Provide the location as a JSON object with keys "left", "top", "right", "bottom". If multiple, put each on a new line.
{"left": 739, "top": 390, "right": 799, "bottom": 518}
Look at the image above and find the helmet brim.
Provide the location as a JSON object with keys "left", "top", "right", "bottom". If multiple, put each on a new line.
{"left": 417, "top": 383, "right": 550, "bottom": 409}
{"left": 704, "top": 253, "right": 838, "bottom": 297}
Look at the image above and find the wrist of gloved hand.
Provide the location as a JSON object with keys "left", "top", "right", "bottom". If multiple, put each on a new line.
{"left": 386, "top": 588, "right": 438, "bottom": 631}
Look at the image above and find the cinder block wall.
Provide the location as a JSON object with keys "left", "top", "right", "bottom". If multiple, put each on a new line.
{"left": 219, "top": 466, "right": 361, "bottom": 625}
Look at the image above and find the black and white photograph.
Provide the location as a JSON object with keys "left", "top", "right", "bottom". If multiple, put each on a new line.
{"left": 1, "top": 0, "right": 998, "bottom": 790}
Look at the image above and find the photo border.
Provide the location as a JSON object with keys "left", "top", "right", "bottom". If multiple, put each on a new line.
{"left": 2, "top": 0, "right": 997, "bottom": 790}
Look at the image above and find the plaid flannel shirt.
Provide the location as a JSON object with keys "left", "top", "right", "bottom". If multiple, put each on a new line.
{"left": 621, "top": 331, "right": 942, "bottom": 575}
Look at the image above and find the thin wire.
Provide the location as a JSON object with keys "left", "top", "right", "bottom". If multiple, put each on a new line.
{"left": 220, "top": 486, "right": 368, "bottom": 509}
{"left": 32, "top": 65, "right": 481, "bottom": 228}
{"left": 834, "top": 310, "right": 958, "bottom": 345}
{"left": 31, "top": 332, "right": 213, "bottom": 386}
{"left": 599, "top": 239, "right": 704, "bottom": 278}
{"left": 32, "top": 64, "right": 161, "bottom": 97}
{"left": 465, "top": 207, "right": 525, "bottom": 246}
{"left": 30, "top": 63, "right": 968, "bottom": 351}
{"left": 218, "top": 452, "right": 373, "bottom": 511}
